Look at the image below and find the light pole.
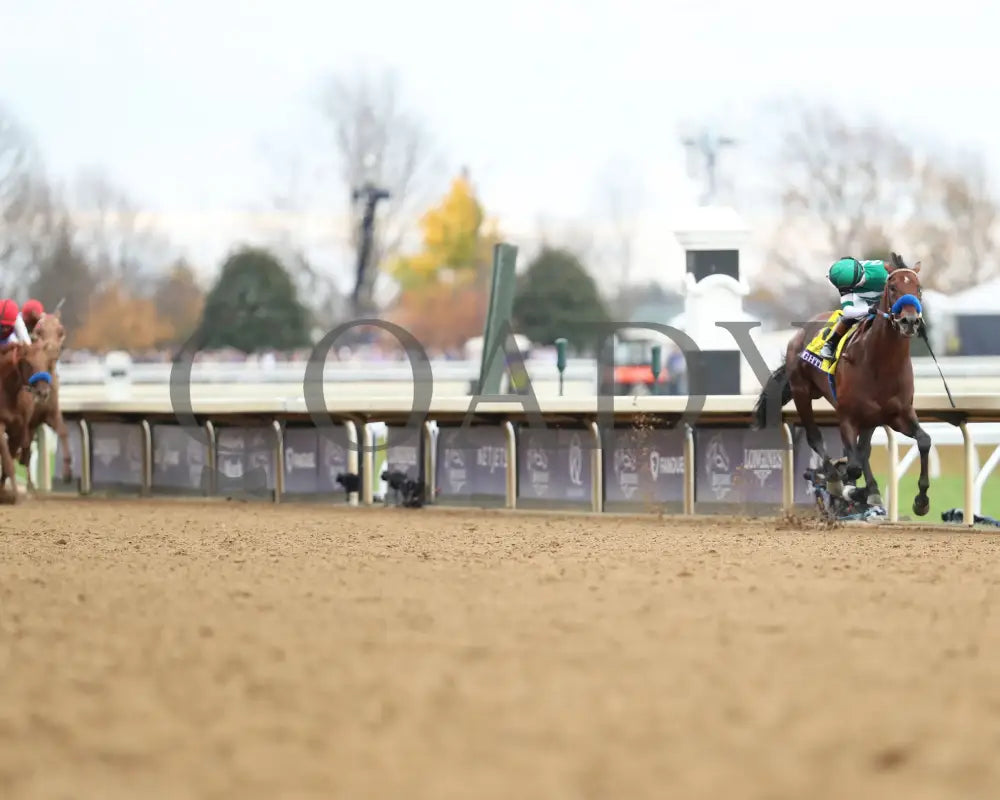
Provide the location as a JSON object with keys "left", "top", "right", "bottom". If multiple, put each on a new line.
{"left": 351, "top": 181, "right": 390, "bottom": 320}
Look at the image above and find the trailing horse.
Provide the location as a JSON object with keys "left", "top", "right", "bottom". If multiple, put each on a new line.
{"left": 15, "top": 310, "right": 71, "bottom": 489}
{"left": 753, "top": 252, "right": 931, "bottom": 517}
{"left": 0, "top": 340, "right": 54, "bottom": 501}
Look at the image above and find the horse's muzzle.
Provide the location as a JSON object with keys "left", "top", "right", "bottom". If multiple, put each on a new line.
{"left": 897, "top": 313, "right": 923, "bottom": 338}
{"left": 30, "top": 380, "right": 52, "bottom": 402}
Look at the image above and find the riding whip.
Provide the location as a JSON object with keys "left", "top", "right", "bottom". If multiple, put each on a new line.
{"left": 919, "top": 324, "right": 956, "bottom": 408}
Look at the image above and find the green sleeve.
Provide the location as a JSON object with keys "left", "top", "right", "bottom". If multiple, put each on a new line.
{"left": 859, "top": 261, "right": 889, "bottom": 291}
{"left": 828, "top": 258, "right": 860, "bottom": 290}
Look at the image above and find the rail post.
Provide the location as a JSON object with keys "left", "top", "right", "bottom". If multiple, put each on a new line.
{"left": 651, "top": 345, "right": 662, "bottom": 396}
{"left": 960, "top": 421, "right": 975, "bottom": 526}
{"left": 555, "top": 338, "right": 567, "bottom": 397}
{"left": 504, "top": 421, "right": 517, "bottom": 509}
{"left": 884, "top": 426, "right": 899, "bottom": 521}
{"left": 782, "top": 423, "right": 794, "bottom": 510}
{"left": 683, "top": 423, "right": 695, "bottom": 514}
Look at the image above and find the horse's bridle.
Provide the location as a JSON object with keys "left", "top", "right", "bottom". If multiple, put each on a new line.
{"left": 13, "top": 347, "right": 52, "bottom": 397}
{"left": 875, "top": 268, "right": 924, "bottom": 336}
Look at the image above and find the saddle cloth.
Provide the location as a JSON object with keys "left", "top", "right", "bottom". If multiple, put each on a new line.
{"left": 800, "top": 309, "right": 859, "bottom": 375}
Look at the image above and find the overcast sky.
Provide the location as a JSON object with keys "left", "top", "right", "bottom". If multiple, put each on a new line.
{"left": 3, "top": 0, "right": 999, "bottom": 290}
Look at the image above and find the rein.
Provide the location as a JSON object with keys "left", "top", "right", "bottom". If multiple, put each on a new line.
{"left": 874, "top": 270, "right": 956, "bottom": 408}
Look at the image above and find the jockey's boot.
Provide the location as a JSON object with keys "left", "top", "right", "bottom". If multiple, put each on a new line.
{"left": 820, "top": 318, "right": 853, "bottom": 361}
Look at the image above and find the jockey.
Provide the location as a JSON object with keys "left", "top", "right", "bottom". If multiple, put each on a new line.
{"left": 819, "top": 257, "right": 889, "bottom": 361}
{"left": 0, "top": 299, "right": 31, "bottom": 346}
{"left": 21, "top": 298, "right": 44, "bottom": 335}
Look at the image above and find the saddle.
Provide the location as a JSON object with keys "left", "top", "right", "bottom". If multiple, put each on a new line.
{"left": 801, "top": 310, "right": 866, "bottom": 374}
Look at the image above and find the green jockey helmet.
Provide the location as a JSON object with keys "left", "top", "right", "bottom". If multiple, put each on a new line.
{"left": 841, "top": 256, "right": 865, "bottom": 288}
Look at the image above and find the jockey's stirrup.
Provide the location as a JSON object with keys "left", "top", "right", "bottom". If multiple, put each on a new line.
{"left": 819, "top": 332, "right": 840, "bottom": 360}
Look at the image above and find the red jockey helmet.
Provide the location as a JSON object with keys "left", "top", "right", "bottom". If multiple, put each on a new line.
{"left": 22, "top": 298, "right": 43, "bottom": 320}
{"left": 0, "top": 299, "right": 18, "bottom": 327}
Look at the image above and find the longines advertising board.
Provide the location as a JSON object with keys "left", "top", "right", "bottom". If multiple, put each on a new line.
{"left": 694, "top": 427, "right": 785, "bottom": 511}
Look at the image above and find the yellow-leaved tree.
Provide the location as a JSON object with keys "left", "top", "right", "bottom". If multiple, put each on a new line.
{"left": 387, "top": 170, "right": 501, "bottom": 352}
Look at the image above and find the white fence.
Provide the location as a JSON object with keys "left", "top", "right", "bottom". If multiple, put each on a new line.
{"left": 27, "top": 392, "right": 1000, "bottom": 527}
{"left": 54, "top": 354, "right": 1000, "bottom": 396}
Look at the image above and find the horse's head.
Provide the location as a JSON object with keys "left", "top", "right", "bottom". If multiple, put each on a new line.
{"left": 33, "top": 311, "right": 66, "bottom": 361}
{"left": 14, "top": 342, "right": 53, "bottom": 402}
{"left": 883, "top": 252, "right": 924, "bottom": 338}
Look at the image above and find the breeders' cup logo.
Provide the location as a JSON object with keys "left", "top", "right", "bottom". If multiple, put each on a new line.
{"left": 126, "top": 429, "right": 143, "bottom": 476}
{"left": 187, "top": 435, "right": 204, "bottom": 488}
{"left": 614, "top": 446, "right": 638, "bottom": 499}
{"left": 248, "top": 431, "right": 271, "bottom": 485}
{"left": 525, "top": 435, "right": 549, "bottom": 497}
{"left": 705, "top": 433, "right": 733, "bottom": 500}
{"left": 93, "top": 434, "right": 120, "bottom": 467}
{"left": 568, "top": 432, "right": 583, "bottom": 487}
{"left": 744, "top": 448, "right": 782, "bottom": 489}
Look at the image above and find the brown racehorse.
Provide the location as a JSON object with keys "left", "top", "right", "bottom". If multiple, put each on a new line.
{"left": 14, "top": 311, "right": 72, "bottom": 489}
{"left": 0, "top": 341, "right": 53, "bottom": 501}
{"left": 752, "top": 252, "right": 931, "bottom": 517}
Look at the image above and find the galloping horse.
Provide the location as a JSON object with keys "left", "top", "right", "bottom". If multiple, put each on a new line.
{"left": 0, "top": 340, "right": 53, "bottom": 501}
{"left": 15, "top": 310, "right": 72, "bottom": 489}
{"left": 752, "top": 253, "right": 931, "bottom": 517}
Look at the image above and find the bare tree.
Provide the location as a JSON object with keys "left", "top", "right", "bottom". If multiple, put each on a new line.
{"left": 0, "top": 103, "right": 54, "bottom": 294}
{"left": 72, "top": 167, "right": 173, "bottom": 295}
{"left": 910, "top": 152, "right": 1000, "bottom": 289}
{"left": 762, "top": 98, "right": 1000, "bottom": 318}
{"left": 594, "top": 157, "right": 646, "bottom": 299}
{"left": 317, "top": 67, "right": 443, "bottom": 314}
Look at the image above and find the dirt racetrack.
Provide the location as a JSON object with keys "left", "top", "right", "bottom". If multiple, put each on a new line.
{"left": 2, "top": 498, "right": 1000, "bottom": 800}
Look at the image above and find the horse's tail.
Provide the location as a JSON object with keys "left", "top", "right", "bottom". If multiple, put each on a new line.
{"left": 751, "top": 363, "right": 792, "bottom": 430}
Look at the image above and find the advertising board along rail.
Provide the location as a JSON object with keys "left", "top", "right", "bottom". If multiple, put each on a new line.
{"left": 35, "top": 391, "right": 1000, "bottom": 527}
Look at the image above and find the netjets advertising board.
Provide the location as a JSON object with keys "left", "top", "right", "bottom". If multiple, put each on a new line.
{"left": 435, "top": 425, "right": 507, "bottom": 504}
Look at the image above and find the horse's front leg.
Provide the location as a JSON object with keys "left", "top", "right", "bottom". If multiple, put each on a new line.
{"left": 19, "top": 428, "right": 36, "bottom": 495}
{"left": 45, "top": 403, "right": 72, "bottom": 483}
{"left": 892, "top": 412, "right": 931, "bottom": 516}
{"left": 0, "top": 425, "right": 17, "bottom": 502}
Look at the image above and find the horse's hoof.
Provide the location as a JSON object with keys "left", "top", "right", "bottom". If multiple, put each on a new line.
{"left": 913, "top": 495, "right": 930, "bottom": 517}
{"left": 846, "top": 464, "right": 862, "bottom": 481}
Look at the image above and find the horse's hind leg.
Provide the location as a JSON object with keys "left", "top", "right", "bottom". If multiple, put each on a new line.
{"left": 793, "top": 389, "right": 838, "bottom": 481}
{"left": 838, "top": 417, "right": 863, "bottom": 483}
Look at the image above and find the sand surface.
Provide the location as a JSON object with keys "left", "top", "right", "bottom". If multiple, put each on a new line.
{"left": 2, "top": 498, "right": 1000, "bottom": 800}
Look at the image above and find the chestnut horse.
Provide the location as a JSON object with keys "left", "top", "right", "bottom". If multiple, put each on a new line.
{"left": 752, "top": 253, "right": 931, "bottom": 517}
{"left": 0, "top": 341, "right": 53, "bottom": 500}
{"left": 15, "top": 311, "right": 72, "bottom": 489}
